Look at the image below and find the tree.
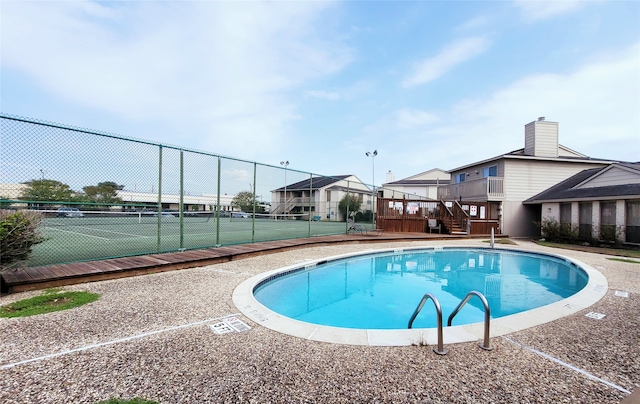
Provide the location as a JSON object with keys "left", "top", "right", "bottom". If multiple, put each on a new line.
{"left": 338, "top": 193, "right": 362, "bottom": 221}
{"left": 231, "top": 191, "right": 265, "bottom": 213}
{"left": 82, "top": 181, "right": 124, "bottom": 204}
{"left": 20, "top": 179, "right": 75, "bottom": 202}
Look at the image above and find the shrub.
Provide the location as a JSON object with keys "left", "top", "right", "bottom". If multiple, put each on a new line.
{"left": 0, "top": 209, "right": 45, "bottom": 271}
{"left": 539, "top": 218, "right": 561, "bottom": 241}
{"left": 361, "top": 210, "right": 373, "bottom": 222}
{"left": 560, "top": 222, "right": 580, "bottom": 243}
{"left": 539, "top": 218, "right": 579, "bottom": 243}
{"left": 597, "top": 224, "right": 625, "bottom": 246}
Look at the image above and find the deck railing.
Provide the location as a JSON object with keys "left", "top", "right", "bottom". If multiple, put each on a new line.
{"left": 437, "top": 177, "right": 504, "bottom": 201}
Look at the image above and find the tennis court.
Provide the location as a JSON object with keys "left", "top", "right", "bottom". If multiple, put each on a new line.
{"left": 29, "top": 211, "right": 351, "bottom": 266}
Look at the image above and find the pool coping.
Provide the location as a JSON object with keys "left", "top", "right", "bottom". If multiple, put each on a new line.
{"left": 232, "top": 244, "right": 609, "bottom": 347}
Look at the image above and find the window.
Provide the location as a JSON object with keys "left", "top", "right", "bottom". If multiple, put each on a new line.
{"left": 559, "top": 203, "right": 572, "bottom": 237}
{"left": 560, "top": 203, "right": 571, "bottom": 224}
{"left": 483, "top": 165, "right": 498, "bottom": 177}
{"left": 600, "top": 202, "right": 616, "bottom": 242}
{"left": 456, "top": 173, "right": 466, "bottom": 183}
{"left": 600, "top": 202, "right": 616, "bottom": 225}
{"left": 626, "top": 200, "right": 640, "bottom": 243}
{"left": 579, "top": 202, "right": 592, "bottom": 240}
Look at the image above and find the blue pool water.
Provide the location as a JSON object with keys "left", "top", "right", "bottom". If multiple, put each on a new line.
{"left": 253, "top": 248, "right": 588, "bottom": 329}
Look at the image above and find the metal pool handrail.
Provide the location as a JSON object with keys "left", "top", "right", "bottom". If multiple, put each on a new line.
{"left": 447, "top": 290, "right": 493, "bottom": 351}
{"left": 408, "top": 293, "right": 448, "bottom": 355}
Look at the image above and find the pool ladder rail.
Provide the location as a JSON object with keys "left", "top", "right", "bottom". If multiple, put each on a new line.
{"left": 408, "top": 290, "right": 493, "bottom": 355}
{"left": 407, "top": 293, "right": 447, "bottom": 355}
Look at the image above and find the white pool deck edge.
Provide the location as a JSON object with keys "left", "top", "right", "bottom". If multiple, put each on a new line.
{"left": 232, "top": 245, "right": 609, "bottom": 347}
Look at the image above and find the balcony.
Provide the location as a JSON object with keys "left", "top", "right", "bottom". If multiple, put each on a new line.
{"left": 437, "top": 177, "right": 505, "bottom": 201}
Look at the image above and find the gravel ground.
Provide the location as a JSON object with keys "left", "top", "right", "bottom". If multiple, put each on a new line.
{"left": 0, "top": 239, "right": 638, "bottom": 403}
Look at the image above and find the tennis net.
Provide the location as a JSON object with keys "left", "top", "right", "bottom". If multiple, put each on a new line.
{"left": 42, "top": 209, "right": 216, "bottom": 226}
{"left": 244, "top": 212, "right": 309, "bottom": 221}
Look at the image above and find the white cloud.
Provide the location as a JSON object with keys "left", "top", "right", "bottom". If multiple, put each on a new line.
{"left": 402, "top": 36, "right": 490, "bottom": 87}
{"left": 454, "top": 15, "right": 492, "bottom": 32}
{"left": 448, "top": 42, "right": 640, "bottom": 149}
{"left": 360, "top": 108, "right": 439, "bottom": 139}
{"left": 1, "top": 0, "right": 351, "bottom": 160}
{"left": 305, "top": 90, "right": 341, "bottom": 100}
{"left": 396, "top": 109, "right": 439, "bottom": 130}
{"left": 514, "top": 0, "right": 587, "bottom": 21}
{"left": 382, "top": 42, "right": 640, "bottom": 176}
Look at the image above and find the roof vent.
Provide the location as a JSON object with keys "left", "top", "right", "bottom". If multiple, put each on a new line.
{"left": 538, "top": 116, "right": 545, "bottom": 121}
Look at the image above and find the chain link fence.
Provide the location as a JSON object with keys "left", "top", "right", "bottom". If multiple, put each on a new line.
{"left": 2, "top": 114, "right": 410, "bottom": 268}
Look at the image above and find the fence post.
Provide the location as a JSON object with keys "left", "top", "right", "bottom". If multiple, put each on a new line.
{"left": 157, "top": 145, "right": 163, "bottom": 252}
{"left": 308, "top": 173, "right": 313, "bottom": 237}
{"left": 179, "top": 150, "right": 184, "bottom": 250}
{"left": 216, "top": 157, "right": 221, "bottom": 246}
{"left": 346, "top": 180, "right": 350, "bottom": 232}
{"left": 252, "top": 162, "right": 257, "bottom": 242}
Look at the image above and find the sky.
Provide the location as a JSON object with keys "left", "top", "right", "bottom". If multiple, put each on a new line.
{"left": 2, "top": 0, "right": 639, "bottom": 188}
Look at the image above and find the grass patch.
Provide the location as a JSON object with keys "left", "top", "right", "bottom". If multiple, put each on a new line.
{"left": 94, "top": 399, "right": 158, "bottom": 404}
{"left": 536, "top": 241, "right": 640, "bottom": 259}
{"left": 607, "top": 257, "right": 640, "bottom": 264}
{"left": 0, "top": 288, "right": 99, "bottom": 318}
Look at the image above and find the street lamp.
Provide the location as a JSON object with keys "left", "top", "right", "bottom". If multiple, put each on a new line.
{"left": 365, "top": 150, "right": 377, "bottom": 226}
{"left": 280, "top": 160, "right": 289, "bottom": 218}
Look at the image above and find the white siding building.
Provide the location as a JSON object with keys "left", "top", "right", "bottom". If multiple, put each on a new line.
{"left": 438, "top": 118, "right": 615, "bottom": 237}
{"left": 381, "top": 168, "right": 450, "bottom": 200}
{"left": 271, "top": 175, "right": 371, "bottom": 221}
{"left": 525, "top": 163, "right": 640, "bottom": 244}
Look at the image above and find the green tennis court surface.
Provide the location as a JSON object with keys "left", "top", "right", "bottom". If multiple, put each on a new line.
{"left": 29, "top": 214, "right": 351, "bottom": 267}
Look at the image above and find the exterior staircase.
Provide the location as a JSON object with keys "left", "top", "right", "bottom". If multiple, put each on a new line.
{"left": 439, "top": 199, "right": 468, "bottom": 235}
{"left": 447, "top": 222, "right": 467, "bottom": 235}
{"left": 271, "top": 198, "right": 296, "bottom": 215}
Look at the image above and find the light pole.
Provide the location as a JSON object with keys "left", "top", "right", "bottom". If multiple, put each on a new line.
{"left": 365, "top": 150, "right": 377, "bottom": 226}
{"left": 249, "top": 183, "right": 254, "bottom": 213}
{"left": 280, "top": 160, "right": 289, "bottom": 219}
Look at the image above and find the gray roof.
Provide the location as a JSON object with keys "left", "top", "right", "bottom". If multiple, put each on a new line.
{"left": 274, "top": 175, "right": 351, "bottom": 191}
{"left": 385, "top": 179, "right": 442, "bottom": 186}
{"left": 524, "top": 163, "right": 640, "bottom": 204}
{"left": 448, "top": 147, "right": 615, "bottom": 173}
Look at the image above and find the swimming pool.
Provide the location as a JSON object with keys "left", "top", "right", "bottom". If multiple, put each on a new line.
{"left": 253, "top": 248, "right": 588, "bottom": 329}
{"left": 233, "top": 245, "right": 608, "bottom": 346}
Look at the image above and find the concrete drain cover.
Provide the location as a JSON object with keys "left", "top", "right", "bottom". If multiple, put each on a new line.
{"left": 585, "top": 312, "right": 606, "bottom": 320}
{"left": 593, "top": 284, "right": 607, "bottom": 292}
{"left": 210, "top": 316, "right": 251, "bottom": 335}
{"left": 615, "top": 290, "right": 629, "bottom": 298}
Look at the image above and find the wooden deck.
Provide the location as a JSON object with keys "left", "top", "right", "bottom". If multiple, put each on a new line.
{"left": 1, "top": 232, "right": 477, "bottom": 294}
